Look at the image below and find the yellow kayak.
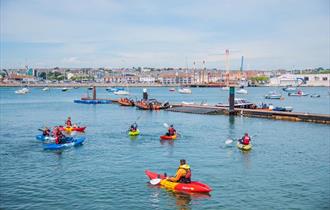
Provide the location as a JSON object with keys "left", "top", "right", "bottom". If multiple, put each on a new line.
{"left": 128, "top": 129, "right": 140, "bottom": 136}
{"left": 236, "top": 142, "right": 252, "bottom": 151}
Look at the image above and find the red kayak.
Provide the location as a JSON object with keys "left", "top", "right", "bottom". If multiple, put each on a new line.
{"left": 145, "top": 170, "right": 212, "bottom": 193}
{"left": 160, "top": 134, "right": 176, "bottom": 140}
{"left": 59, "top": 126, "right": 86, "bottom": 132}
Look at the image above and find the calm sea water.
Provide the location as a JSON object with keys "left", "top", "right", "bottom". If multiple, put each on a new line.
{"left": 0, "top": 87, "right": 329, "bottom": 210}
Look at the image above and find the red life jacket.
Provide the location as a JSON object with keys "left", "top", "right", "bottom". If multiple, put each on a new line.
{"left": 243, "top": 136, "right": 250, "bottom": 145}
{"left": 168, "top": 128, "right": 176, "bottom": 135}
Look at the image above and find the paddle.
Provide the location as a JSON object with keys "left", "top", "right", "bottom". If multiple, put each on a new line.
{"left": 163, "top": 123, "right": 181, "bottom": 137}
{"left": 149, "top": 178, "right": 162, "bottom": 185}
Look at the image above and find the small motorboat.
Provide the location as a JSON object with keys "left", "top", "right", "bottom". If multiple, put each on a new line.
{"left": 181, "top": 101, "right": 195, "bottom": 105}
{"left": 282, "top": 86, "right": 297, "bottom": 93}
{"left": 135, "top": 99, "right": 170, "bottom": 110}
{"left": 42, "top": 87, "right": 49, "bottom": 91}
{"left": 15, "top": 88, "right": 29, "bottom": 94}
{"left": 169, "top": 88, "right": 175, "bottom": 92}
{"left": 236, "top": 88, "right": 248, "bottom": 94}
{"left": 310, "top": 94, "right": 320, "bottom": 98}
{"left": 178, "top": 87, "right": 192, "bottom": 94}
{"left": 221, "top": 86, "right": 229, "bottom": 91}
{"left": 216, "top": 98, "right": 256, "bottom": 109}
{"left": 118, "top": 98, "right": 135, "bottom": 106}
{"left": 62, "top": 87, "right": 69, "bottom": 92}
{"left": 272, "top": 106, "right": 293, "bottom": 112}
{"left": 106, "top": 87, "right": 124, "bottom": 92}
{"left": 288, "top": 90, "right": 308, "bottom": 96}
{"left": 113, "top": 90, "right": 129, "bottom": 95}
{"left": 264, "top": 91, "right": 282, "bottom": 99}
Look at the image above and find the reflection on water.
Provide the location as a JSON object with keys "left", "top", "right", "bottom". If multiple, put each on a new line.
{"left": 240, "top": 150, "right": 251, "bottom": 169}
{"left": 147, "top": 183, "right": 211, "bottom": 210}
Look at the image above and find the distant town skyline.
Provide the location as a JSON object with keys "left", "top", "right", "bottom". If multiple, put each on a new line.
{"left": 1, "top": 0, "right": 329, "bottom": 70}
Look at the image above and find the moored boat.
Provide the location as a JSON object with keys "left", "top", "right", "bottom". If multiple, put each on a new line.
{"left": 106, "top": 87, "right": 124, "bottom": 92}
{"left": 282, "top": 86, "right": 297, "bottom": 93}
{"left": 236, "top": 88, "right": 248, "bottom": 94}
{"left": 169, "top": 88, "right": 176, "bottom": 92}
{"left": 15, "top": 88, "right": 29, "bottom": 94}
{"left": 264, "top": 91, "right": 282, "bottom": 99}
{"left": 178, "top": 87, "right": 192, "bottom": 94}
{"left": 288, "top": 90, "right": 308, "bottom": 96}
{"left": 216, "top": 98, "right": 257, "bottom": 109}
{"left": 118, "top": 98, "right": 135, "bottom": 106}
{"left": 310, "top": 94, "right": 320, "bottom": 98}
{"left": 113, "top": 90, "right": 130, "bottom": 95}
{"left": 135, "top": 99, "right": 169, "bottom": 110}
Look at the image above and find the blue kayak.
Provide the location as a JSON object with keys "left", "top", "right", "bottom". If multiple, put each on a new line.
{"left": 36, "top": 134, "right": 55, "bottom": 141}
{"left": 43, "top": 137, "right": 85, "bottom": 150}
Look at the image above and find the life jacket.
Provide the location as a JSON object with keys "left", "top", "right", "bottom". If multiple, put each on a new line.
{"left": 178, "top": 164, "right": 191, "bottom": 183}
{"left": 243, "top": 136, "right": 250, "bottom": 145}
{"left": 168, "top": 128, "right": 176, "bottom": 135}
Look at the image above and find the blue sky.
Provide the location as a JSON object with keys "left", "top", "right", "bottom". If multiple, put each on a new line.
{"left": 1, "top": 0, "right": 329, "bottom": 70}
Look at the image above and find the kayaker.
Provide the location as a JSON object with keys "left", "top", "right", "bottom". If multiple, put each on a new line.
{"left": 167, "top": 159, "right": 191, "bottom": 183}
{"left": 166, "top": 125, "right": 176, "bottom": 136}
{"left": 239, "top": 133, "right": 251, "bottom": 145}
{"left": 66, "top": 117, "right": 72, "bottom": 127}
{"left": 54, "top": 128, "right": 65, "bottom": 144}
{"left": 42, "top": 127, "right": 51, "bottom": 136}
{"left": 130, "top": 123, "right": 138, "bottom": 132}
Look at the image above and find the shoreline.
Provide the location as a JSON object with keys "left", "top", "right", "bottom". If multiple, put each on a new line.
{"left": 0, "top": 83, "right": 329, "bottom": 88}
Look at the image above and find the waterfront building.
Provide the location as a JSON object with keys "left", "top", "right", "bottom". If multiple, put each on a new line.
{"left": 158, "top": 73, "right": 192, "bottom": 85}
{"left": 269, "top": 73, "right": 330, "bottom": 86}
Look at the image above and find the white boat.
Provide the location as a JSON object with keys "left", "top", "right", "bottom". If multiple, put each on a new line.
{"left": 62, "top": 87, "right": 69, "bottom": 92}
{"left": 282, "top": 86, "right": 297, "bottom": 93}
{"left": 42, "top": 87, "right": 49, "bottom": 91}
{"left": 15, "top": 88, "right": 29, "bottom": 94}
{"left": 216, "top": 98, "right": 256, "bottom": 109}
{"left": 181, "top": 101, "right": 195, "bottom": 105}
{"left": 288, "top": 90, "right": 308, "bottom": 96}
{"left": 264, "top": 91, "right": 282, "bottom": 99}
{"left": 113, "top": 90, "right": 129, "bottom": 95}
{"left": 221, "top": 87, "right": 229, "bottom": 91}
{"left": 236, "top": 88, "right": 248, "bottom": 94}
{"left": 178, "top": 87, "right": 192, "bottom": 94}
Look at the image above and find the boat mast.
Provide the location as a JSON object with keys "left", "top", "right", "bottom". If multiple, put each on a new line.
{"left": 225, "top": 49, "right": 230, "bottom": 87}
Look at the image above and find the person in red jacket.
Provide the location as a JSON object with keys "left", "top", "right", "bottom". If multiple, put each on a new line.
{"left": 54, "top": 128, "right": 65, "bottom": 144}
{"left": 166, "top": 125, "right": 176, "bottom": 136}
{"left": 65, "top": 117, "right": 72, "bottom": 127}
{"left": 239, "top": 133, "right": 251, "bottom": 145}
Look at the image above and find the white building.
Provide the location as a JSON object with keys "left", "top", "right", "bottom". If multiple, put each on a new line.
{"left": 269, "top": 73, "right": 330, "bottom": 86}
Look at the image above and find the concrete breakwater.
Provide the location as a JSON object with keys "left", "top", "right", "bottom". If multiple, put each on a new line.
{"left": 166, "top": 104, "right": 330, "bottom": 124}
